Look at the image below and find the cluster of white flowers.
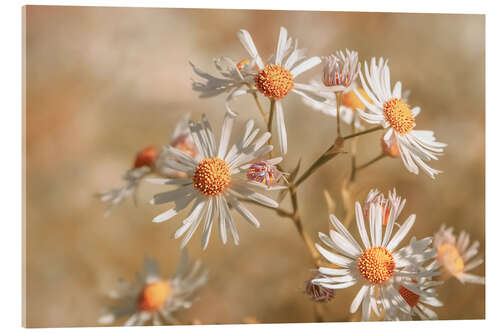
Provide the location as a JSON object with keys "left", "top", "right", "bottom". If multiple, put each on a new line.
{"left": 96, "top": 26, "right": 483, "bottom": 324}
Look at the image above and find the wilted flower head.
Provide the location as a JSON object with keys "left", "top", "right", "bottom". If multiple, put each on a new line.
{"left": 305, "top": 272, "right": 336, "bottom": 303}
{"left": 98, "top": 251, "right": 207, "bottom": 326}
{"left": 322, "top": 49, "right": 360, "bottom": 90}
{"left": 134, "top": 146, "right": 160, "bottom": 169}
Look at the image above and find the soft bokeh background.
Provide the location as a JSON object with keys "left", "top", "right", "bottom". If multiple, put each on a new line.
{"left": 24, "top": 6, "right": 485, "bottom": 327}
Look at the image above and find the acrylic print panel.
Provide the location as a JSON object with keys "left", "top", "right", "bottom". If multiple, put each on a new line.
{"left": 23, "top": 5, "right": 485, "bottom": 327}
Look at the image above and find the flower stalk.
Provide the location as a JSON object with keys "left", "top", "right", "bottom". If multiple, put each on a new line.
{"left": 335, "top": 91, "right": 343, "bottom": 137}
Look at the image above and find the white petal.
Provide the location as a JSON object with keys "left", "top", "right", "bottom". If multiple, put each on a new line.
{"left": 392, "top": 81, "right": 402, "bottom": 99}
{"left": 275, "top": 26, "right": 288, "bottom": 66}
{"left": 369, "top": 203, "right": 376, "bottom": 246}
{"left": 201, "top": 114, "right": 217, "bottom": 155}
{"left": 313, "top": 275, "right": 355, "bottom": 284}
{"left": 180, "top": 200, "right": 207, "bottom": 248}
{"left": 315, "top": 243, "right": 352, "bottom": 267}
{"left": 457, "top": 273, "right": 485, "bottom": 284}
{"left": 152, "top": 193, "right": 194, "bottom": 223}
{"left": 361, "top": 292, "right": 371, "bottom": 321}
{"left": 329, "top": 214, "right": 362, "bottom": 252}
{"left": 165, "top": 146, "right": 197, "bottom": 168}
{"left": 275, "top": 101, "right": 287, "bottom": 155}
{"left": 237, "top": 29, "right": 264, "bottom": 69}
{"left": 221, "top": 197, "right": 239, "bottom": 245}
{"left": 317, "top": 280, "right": 357, "bottom": 290}
{"left": 217, "top": 112, "right": 235, "bottom": 159}
{"left": 417, "top": 304, "right": 438, "bottom": 320}
{"left": 412, "top": 106, "right": 421, "bottom": 117}
{"left": 355, "top": 202, "right": 371, "bottom": 249}
{"left": 350, "top": 285, "right": 369, "bottom": 313}
{"left": 463, "top": 258, "right": 483, "bottom": 272}
{"left": 227, "top": 195, "right": 260, "bottom": 228}
{"left": 189, "top": 121, "right": 209, "bottom": 158}
{"left": 201, "top": 198, "right": 215, "bottom": 250}
{"left": 146, "top": 178, "right": 192, "bottom": 185}
{"left": 386, "top": 214, "right": 416, "bottom": 252}
{"left": 420, "top": 296, "right": 443, "bottom": 307}
{"left": 382, "top": 202, "right": 396, "bottom": 247}
{"left": 318, "top": 267, "right": 350, "bottom": 276}
{"left": 150, "top": 185, "right": 193, "bottom": 205}
{"left": 124, "top": 313, "right": 138, "bottom": 326}
{"left": 98, "top": 314, "right": 115, "bottom": 324}
{"left": 290, "top": 56, "right": 321, "bottom": 77}
{"left": 329, "top": 230, "right": 361, "bottom": 258}
{"left": 217, "top": 196, "right": 227, "bottom": 244}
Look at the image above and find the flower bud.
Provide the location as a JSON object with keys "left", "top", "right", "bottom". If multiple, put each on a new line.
{"left": 133, "top": 146, "right": 159, "bottom": 169}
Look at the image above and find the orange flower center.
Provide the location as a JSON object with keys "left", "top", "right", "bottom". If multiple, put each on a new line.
{"left": 383, "top": 98, "right": 415, "bottom": 134}
{"left": 342, "top": 88, "right": 371, "bottom": 111}
{"left": 255, "top": 64, "right": 294, "bottom": 100}
{"left": 398, "top": 285, "right": 420, "bottom": 308}
{"left": 192, "top": 157, "right": 231, "bottom": 196}
{"left": 138, "top": 280, "right": 172, "bottom": 312}
{"left": 437, "top": 244, "right": 464, "bottom": 275}
{"left": 134, "top": 146, "right": 159, "bottom": 169}
{"left": 171, "top": 133, "right": 196, "bottom": 158}
{"left": 358, "top": 246, "right": 395, "bottom": 284}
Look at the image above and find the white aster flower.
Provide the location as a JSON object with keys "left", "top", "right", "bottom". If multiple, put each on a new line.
{"left": 149, "top": 113, "right": 281, "bottom": 250}
{"left": 238, "top": 26, "right": 322, "bottom": 154}
{"left": 98, "top": 251, "right": 207, "bottom": 326}
{"left": 98, "top": 115, "right": 199, "bottom": 214}
{"left": 322, "top": 49, "right": 360, "bottom": 91}
{"left": 312, "top": 192, "right": 437, "bottom": 321}
{"left": 354, "top": 58, "right": 447, "bottom": 178}
{"left": 301, "top": 80, "right": 366, "bottom": 129}
{"left": 432, "top": 225, "right": 485, "bottom": 284}
{"left": 385, "top": 261, "right": 443, "bottom": 321}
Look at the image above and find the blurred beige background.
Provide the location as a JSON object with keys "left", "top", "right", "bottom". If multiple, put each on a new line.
{"left": 24, "top": 6, "right": 485, "bottom": 327}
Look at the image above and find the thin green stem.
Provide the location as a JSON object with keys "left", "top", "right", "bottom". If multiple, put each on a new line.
{"left": 294, "top": 134, "right": 345, "bottom": 188}
{"left": 267, "top": 99, "right": 276, "bottom": 135}
{"left": 349, "top": 122, "right": 359, "bottom": 183}
{"left": 267, "top": 99, "right": 276, "bottom": 159}
{"left": 289, "top": 185, "right": 323, "bottom": 268}
{"left": 252, "top": 92, "right": 268, "bottom": 124}
{"left": 356, "top": 152, "right": 386, "bottom": 171}
{"left": 335, "top": 91, "right": 344, "bottom": 137}
{"left": 294, "top": 125, "right": 382, "bottom": 189}
{"left": 313, "top": 303, "right": 325, "bottom": 322}
{"left": 343, "top": 125, "right": 383, "bottom": 140}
